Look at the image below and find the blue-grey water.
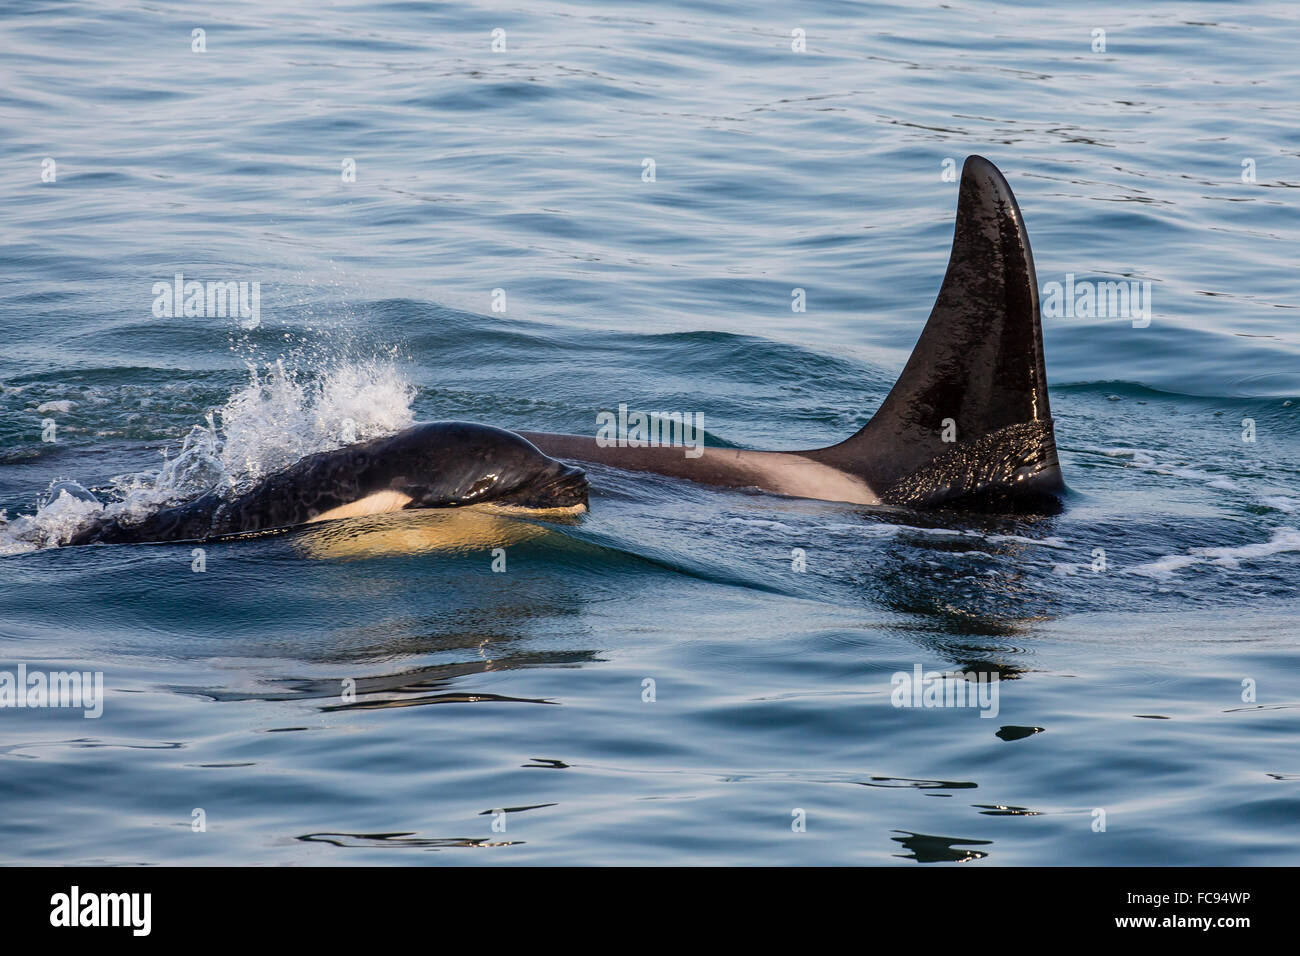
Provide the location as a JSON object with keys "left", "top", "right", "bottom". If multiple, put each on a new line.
{"left": 1, "top": 0, "right": 1298, "bottom": 865}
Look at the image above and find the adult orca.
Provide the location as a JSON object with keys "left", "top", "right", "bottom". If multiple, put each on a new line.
{"left": 64, "top": 155, "right": 1061, "bottom": 547}
{"left": 520, "top": 155, "right": 1064, "bottom": 510}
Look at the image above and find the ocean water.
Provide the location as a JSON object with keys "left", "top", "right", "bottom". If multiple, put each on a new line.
{"left": 1, "top": 0, "right": 1298, "bottom": 865}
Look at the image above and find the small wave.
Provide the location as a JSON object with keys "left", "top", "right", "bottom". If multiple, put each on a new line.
{"left": 1101, "top": 447, "right": 1246, "bottom": 493}
{"left": 1129, "top": 526, "right": 1300, "bottom": 580}
{"left": 1057, "top": 381, "right": 1299, "bottom": 403}
{"left": 1261, "top": 496, "right": 1299, "bottom": 514}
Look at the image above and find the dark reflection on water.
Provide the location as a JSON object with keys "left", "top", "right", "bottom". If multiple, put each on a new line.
{"left": 996, "top": 726, "right": 1046, "bottom": 741}
{"left": 324, "top": 691, "right": 556, "bottom": 711}
{"left": 891, "top": 831, "right": 994, "bottom": 864}
{"left": 844, "top": 511, "right": 1066, "bottom": 679}
{"left": 855, "top": 776, "right": 978, "bottom": 791}
{"left": 476, "top": 804, "right": 557, "bottom": 815}
{"left": 174, "top": 652, "right": 599, "bottom": 708}
{"left": 297, "top": 832, "right": 522, "bottom": 850}
{"left": 974, "top": 804, "right": 1042, "bottom": 817}
{"left": 171, "top": 627, "right": 602, "bottom": 702}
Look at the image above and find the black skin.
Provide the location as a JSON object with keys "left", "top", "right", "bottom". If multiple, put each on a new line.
{"left": 68, "top": 422, "right": 588, "bottom": 545}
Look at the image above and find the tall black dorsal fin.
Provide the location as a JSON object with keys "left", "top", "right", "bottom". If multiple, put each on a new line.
{"left": 805, "top": 155, "right": 1062, "bottom": 507}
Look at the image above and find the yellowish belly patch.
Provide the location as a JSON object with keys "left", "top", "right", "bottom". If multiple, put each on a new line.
{"left": 297, "top": 503, "right": 583, "bottom": 560}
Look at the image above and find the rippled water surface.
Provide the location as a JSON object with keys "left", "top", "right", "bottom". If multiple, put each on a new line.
{"left": 1, "top": 1, "right": 1298, "bottom": 864}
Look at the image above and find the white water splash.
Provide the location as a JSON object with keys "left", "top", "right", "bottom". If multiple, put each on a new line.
{"left": 0, "top": 358, "right": 416, "bottom": 554}
{"left": 206, "top": 358, "right": 416, "bottom": 495}
{"left": 0, "top": 489, "right": 105, "bottom": 553}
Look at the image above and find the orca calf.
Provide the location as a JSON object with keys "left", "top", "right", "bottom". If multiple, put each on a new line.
{"left": 67, "top": 422, "right": 589, "bottom": 545}
{"left": 65, "top": 155, "right": 1061, "bottom": 546}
